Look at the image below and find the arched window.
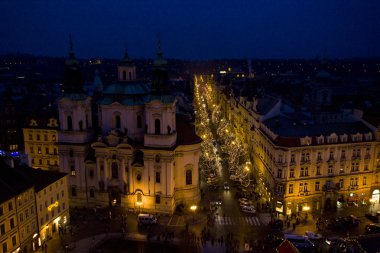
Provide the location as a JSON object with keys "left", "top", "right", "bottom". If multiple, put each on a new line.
{"left": 79, "top": 121, "right": 83, "bottom": 131}
{"left": 137, "top": 115, "right": 142, "bottom": 129}
{"left": 115, "top": 115, "right": 121, "bottom": 129}
{"left": 186, "top": 170, "right": 192, "bottom": 185}
{"left": 155, "top": 119, "right": 161, "bottom": 135}
{"left": 89, "top": 189, "right": 95, "bottom": 198}
{"left": 112, "top": 162, "right": 118, "bottom": 179}
{"left": 122, "top": 70, "right": 127, "bottom": 81}
{"left": 67, "top": 116, "right": 73, "bottom": 131}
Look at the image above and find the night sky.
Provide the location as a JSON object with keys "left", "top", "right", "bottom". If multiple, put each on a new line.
{"left": 1, "top": 0, "right": 379, "bottom": 60}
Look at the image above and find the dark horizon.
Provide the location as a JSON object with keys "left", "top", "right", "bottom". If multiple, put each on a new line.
{"left": 2, "top": 52, "right": 380, "bottom": 62}
{"left": 1, "top": 1, "right": 379, "bottom": 60}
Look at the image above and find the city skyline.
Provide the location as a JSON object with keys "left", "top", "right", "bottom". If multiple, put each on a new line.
{"left": 1, "top": 0, "right": 380, "bottom": 60}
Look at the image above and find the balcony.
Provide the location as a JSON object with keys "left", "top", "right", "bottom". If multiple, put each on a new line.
{"left": 59, "top": 130, "right": 94, "bottom": 143}
{"left": 275, "top": 160, "right": 286, "bottom": 166}
{"left": 316, "top": 158, "right": 323, "bottom": 164}
{"left": 327, "top": 157, "right": 336, "bottom": 164}
{"left": 340, "top": 156, "right": 346, "bottom": 162}
{"left": 144, "top": 132, "right": 177, "bottom": 148}
{"left": 351, "top": 155, "right": 361, "bottom": 161}
{"left": 322, "top": 185, "right": 336, "bottom": 192}
{"left": 349, "top": 185, "right": 358, "bottom": 191}
{"left": 365, "top": 154, "right": 371, "bottom": 160}
{"left": 300, "top": 159, "right": 311, "bottom": 165}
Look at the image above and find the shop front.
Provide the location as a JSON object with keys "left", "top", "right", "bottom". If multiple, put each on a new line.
{"left": 347, "top": 193, "right": 358, "bottom": 206}
{"left": 371, "top": 189, "right": 380, "bottom": 203}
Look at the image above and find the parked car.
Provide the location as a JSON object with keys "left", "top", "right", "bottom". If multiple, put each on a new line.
{"left": 241, "top": 205, "right": 256, "bottom": 214}
{"left": 137, "top": 214, "right": 158, "bottom": 225}
{"left": 365, "top": 224, "right": 380, "bottom": 234}
{"left": 343, "top": 215, "right": 360, "bottom": 227}
{"left": 223, "top": 182, "right": 230, "bottom": 190}
{"left": 305, "top": 231, "right": 323, "bottom": 240}
{"left": 325, "top": 236, "right": 345, "bottom": 246}
{"left": 238, "top": 198, "right": 253, "bottom": 207}
{"left": 284, "top": 234, "right": 315, "bottom": 251}
{"left": 365, "top": 213, "right": 379, "bottom": 223}
{"left": 326, "top": 218, "right": 345, "bottom": 230}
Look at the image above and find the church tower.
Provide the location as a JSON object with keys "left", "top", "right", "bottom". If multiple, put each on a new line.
{"left": 144, "top": 36, "right": 177, "bottom": 148}
{"left": 117, "top": 48, "right": 136, "bottom": 82}
{"left": 57, "top": 35, "right": 94, "bottom": 206}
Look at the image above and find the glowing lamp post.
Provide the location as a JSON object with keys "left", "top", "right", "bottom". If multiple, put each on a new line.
{"left": 190, "top": 205, "right": 197, "bottom": 222}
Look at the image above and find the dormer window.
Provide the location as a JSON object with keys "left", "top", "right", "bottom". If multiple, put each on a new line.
{"left": 30, "top": 119, "right": 38, "bottom": 126}
{"left": 340, "top": 134, "right": 348, "bottom": 142}
{"left": 300, "top": 136, "right": 311, "bottom": 146}
{"left": 351, "top": 133, "right": 362, "bottom": 142}
{"left": 317, "top": 136, "right": 324, "bottom": 144}
{"left": 365, "top": 132, "right": 373, "bottom": 141}
{"left": 327, "top": 133, "right": 337, "bottom": 144}
{"left": 48, "top": 118, "right": 58, "bottom": 127}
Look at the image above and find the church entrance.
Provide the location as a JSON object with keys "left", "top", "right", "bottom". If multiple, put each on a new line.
{"left": 108, "top": 186, "right": 121, "bottom": 207}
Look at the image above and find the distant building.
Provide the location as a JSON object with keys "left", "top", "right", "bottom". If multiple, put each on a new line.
{"left": 0, "top": 94, "right": 22, "bottom": 157}
{"left": 23, "top": 112, "right": 60, "bottom": 171}
{"left": 57, "top": 39, "right": 201, "bottom": 214}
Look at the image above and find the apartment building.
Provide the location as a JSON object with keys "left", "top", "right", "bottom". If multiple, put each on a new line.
{"left": 215, "top": 72, "right": 380, "bottom": 215}
{"left": 23, "top": 113, "right": 59, "bottom": 171}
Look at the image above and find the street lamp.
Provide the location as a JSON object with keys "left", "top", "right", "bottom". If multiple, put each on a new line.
{"left": 190, "top": 205, "right": 197, "bottom": 222}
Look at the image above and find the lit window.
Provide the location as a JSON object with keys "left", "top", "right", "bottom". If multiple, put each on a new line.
{"left": 71, "top": 166, "right": 76, "bottom": 176}
{"left": 288, "top": 184, "right": 293, "bottom": 194}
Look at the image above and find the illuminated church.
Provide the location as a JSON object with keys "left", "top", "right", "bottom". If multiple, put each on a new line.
{"left": 57, "top": 38, "right": 201, "bottom": 214}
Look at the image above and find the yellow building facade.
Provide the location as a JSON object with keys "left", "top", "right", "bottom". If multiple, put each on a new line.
{"left": 215, "top": 76, "right": 380, "bottom": 215}
{"left": 0, "top": 198, "right": 19, "bottom": 253}
{"left": 23, "top": 117, "right": 59, "bottom": 171}
{"left": 35, "top": 175, "right": 69, "bottom": 244}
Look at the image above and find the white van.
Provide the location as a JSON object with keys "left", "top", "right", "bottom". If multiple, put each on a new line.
{"left": 137, "top": 214, "right": 158, "bottom": 225}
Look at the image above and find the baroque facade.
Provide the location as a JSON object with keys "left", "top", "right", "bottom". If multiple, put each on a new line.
{"left": 215, "top": 70, "right": 380, "bottom": 215}
{"left": 57, "top": 41, "right": 201, "bottom": 214}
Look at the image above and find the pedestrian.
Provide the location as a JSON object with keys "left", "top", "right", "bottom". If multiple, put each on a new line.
{"left": 293, "top": 223, "right": 296, "bottom": 230}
